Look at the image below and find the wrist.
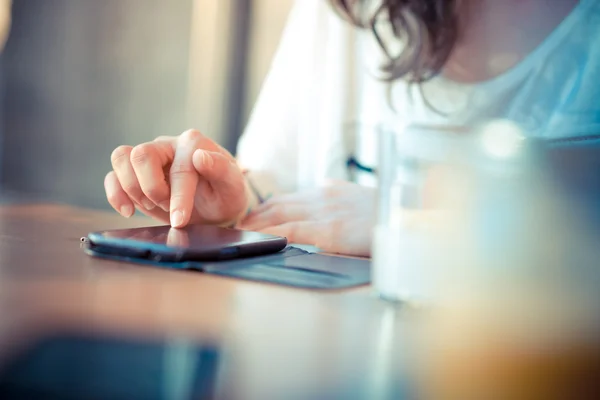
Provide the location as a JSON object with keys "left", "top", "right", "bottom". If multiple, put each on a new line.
{"left": 220, "top": 171, "right": 262, "bottom": 228}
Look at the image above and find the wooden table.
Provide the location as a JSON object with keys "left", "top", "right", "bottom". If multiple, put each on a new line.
{"left": 0, "top": 202, "right": 416, "bottom": 399}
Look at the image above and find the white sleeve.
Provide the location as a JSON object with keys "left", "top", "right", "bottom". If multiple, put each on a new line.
{"left": 0, "top": 0, "right": 11, "bottom": 51}
{"left": 236, "top": 0, "right": 320, "bottom": 198}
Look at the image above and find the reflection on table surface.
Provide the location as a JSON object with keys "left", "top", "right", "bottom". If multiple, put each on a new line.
{"left": 0, "top": 203, "right": 415, "bottom": 400}
{"left": 0, "top": 202, "right": 599, "bottom": 399}
{"left": 0, "top": 333, "right": 221, "bottom": 399}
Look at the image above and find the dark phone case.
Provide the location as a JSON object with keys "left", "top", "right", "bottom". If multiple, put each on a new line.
{"left": 83, "top": 242, "right": 371, "bottom": 290}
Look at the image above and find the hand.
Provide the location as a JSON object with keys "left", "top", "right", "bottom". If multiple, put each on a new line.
{"left": 104, "top": 129, "right": 248, "bottom": 227}
{"left": 238, "top": 182, "right": 375, "bottom": 257}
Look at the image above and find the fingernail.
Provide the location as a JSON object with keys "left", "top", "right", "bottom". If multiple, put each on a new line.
{"left": 159, "top": 201, "right": 170, "bottom": 212}
{"left": 120, "top": 205, "right": 134, "bottom": 218}
{"left": 142, "top": 199, "right": 155, "bottom": 210}
{"left": 170, "top": 210, "right": 184, "bottom": 227}
{"left": 198, "top": 150, "right": 213, "bottom": 168}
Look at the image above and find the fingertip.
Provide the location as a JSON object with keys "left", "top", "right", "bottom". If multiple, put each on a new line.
{"left": 170, "top": 209, "right": 185, "bottom": 228}
{"left": 120, "top": 204, "right": 135, "bottom": 218}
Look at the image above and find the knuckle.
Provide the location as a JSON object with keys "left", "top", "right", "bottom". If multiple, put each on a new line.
{"left": 179, "top": 129, "right": 203, "bottom": 142}
{"left": 323, "top": 185, "right": 340, "bottom": 198}
{"left": 169, "top": 164, "right": 195, "bottom": 176}
{"left": 270, "top": 207, "right": 286, "bottom": 224}
{"left": 129, "top": 143, "right": 154, "bottom": 166}
{"left": 153, "top": 135, "right": 174, "bottom": 142}
{"left": 121, "top": 181, "right": 141, "bottom": 197}
{"left": 168, "top": 191, "right": 189, "bottom": 205}
{"left": 104, "top": 171, "right": 115, "bottom": 186}
{"left": 110, "top": 145, "right": 132, "bottom": 165}
{"left": 143, "top": 183, "right": 166, "bottom": 200}
{"left": 170, "top": 154, "right": 197, "bottom": 175}
{"left": 105, "top": 191, "right": 121, "bottom": 206}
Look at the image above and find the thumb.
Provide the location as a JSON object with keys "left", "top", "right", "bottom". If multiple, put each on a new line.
{"left": 192, "top": 149, "right": 240, "bottom": 183}
{"left": 192, "top": 149, "right": 249, "bottom": 225}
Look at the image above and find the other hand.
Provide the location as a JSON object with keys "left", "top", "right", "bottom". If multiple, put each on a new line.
{"left": 238, "top": 181, "right": 375, "bottom": 257}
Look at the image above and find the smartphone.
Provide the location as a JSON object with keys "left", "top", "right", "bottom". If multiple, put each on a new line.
{"left": 86, "top": 224, "right": 288, "bottom": 262}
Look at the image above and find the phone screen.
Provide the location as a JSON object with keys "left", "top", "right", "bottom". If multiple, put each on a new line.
{"left": 87, "top": 225, "right": 288, "bottom": 261}
{"left": 96, "top": 225, "right": 278, "bottom": 248}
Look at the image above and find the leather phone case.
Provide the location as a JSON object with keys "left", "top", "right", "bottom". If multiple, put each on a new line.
{"left": 84, "top": 243, "right": 371, "bottom": 290}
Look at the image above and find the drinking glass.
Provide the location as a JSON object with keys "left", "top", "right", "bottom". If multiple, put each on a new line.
{"left": 371, "top": 124, "right": 472, "bottom": 304}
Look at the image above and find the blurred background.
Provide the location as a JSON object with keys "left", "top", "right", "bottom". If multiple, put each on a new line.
{"left": 0, "top": 0, "right": 294, "bottom": 209}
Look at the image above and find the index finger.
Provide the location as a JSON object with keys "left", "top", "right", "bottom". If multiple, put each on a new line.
{"left": 169, "top": 130, "right": 208, "bottom": 228}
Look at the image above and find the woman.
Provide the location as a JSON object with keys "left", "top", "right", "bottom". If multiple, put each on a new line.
{"left": 104, "top": 0, "right": 599, "bottom": 256}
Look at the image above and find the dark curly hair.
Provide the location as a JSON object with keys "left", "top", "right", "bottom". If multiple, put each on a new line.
{"left": 329, "top": 0, "right": 466, "bottom": 84}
